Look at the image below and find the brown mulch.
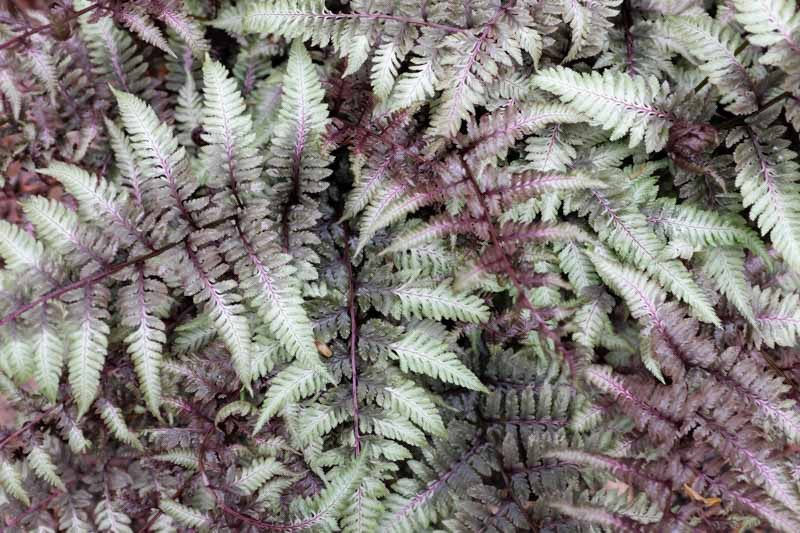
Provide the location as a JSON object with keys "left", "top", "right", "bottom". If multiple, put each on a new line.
{"left": 0, "top": 157, "right": 66, "bottom": 225}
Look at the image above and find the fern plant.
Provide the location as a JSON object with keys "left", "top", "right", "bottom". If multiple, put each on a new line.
{"left": 1, "top": 0, "right": 800, "bottom": 531}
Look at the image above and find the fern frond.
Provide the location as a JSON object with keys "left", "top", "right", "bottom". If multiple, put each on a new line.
{"left": 588, "top": 250, "right": 675, "bottom": 380}
{"left": 524, "top": 124, "right": 579, "bottom": 172}
{"left": 172, "top": 313, "right": 215, "bottom": 355}
{"left": 381, "top": 215, "right": 481, "bottom": 255}
{"left": 559, "top": 240, "right": 600, "bottom": 292}
{"left": 268, "top": 39, "right": 331, "bottom": 263}
{"left": 175, "top": 71, "right": 203, "bottom": 148}
{"left": 733, "top": 0, "right": 800, "bottom": 65}
{"left": 428, "top": 7, "right": 535, "bottom": 137}
{"left": 0, "top": 219, "right": 53, "bottom": 275}
{"left": 360, "top": 411, "right": 426, "bottom": 446}
{"left": 64, "top": 419, "right": 92, "bottom": 454}
{"left": 341, "top": 476, "right": 387, "bottom": 533}
{"left": 118, "top": 5, "right": 175, "bottom": 57}
{"left": 118, "top": 265, "right": 168, "bottom": 416}
{"left": 561, "top": 1, "right": 620, "bottom": 62}
{"left": 371, "top": 37, "right": 407, "bottom": 101}
{"left": 721, "top": 349, "right": 800, "bottom": 444}
{"left": 427, "top": 35, "right": 488, "bottom": 138}
{"left": 752, "top": 286, "right": 800, "bottom": 348}
{"left": 572, "top": 292, "right": 614, "bottom": 350}
{"left": 227, "top": 218, "right": 319, "bottom": 366}
{"left": 245, "top": 0, "right": 339, "bottom": 44}
{"left": 95, "top": 497, "right": 134, "bottom": 533}
{"left": 391, "top": 283, "right": 490, "bottom": 324}
{"left": 584, "top": 365, "right": 678, "bottom": 444}
{"left": 0, "top": 69, "right": 21, "bottom": 121}
{"left": 33, "top": 313, "right": 64, "bottom": 403}
{"left": 66, "top": 283, "right": 110, "bottom": 418}
{"left": 0, "top": 334, "right": 31, "bottom": 381}
{"left": 200, "top": 57, "right": 262, "bottom": 194}
{"left": 152, "top": 449, "right": 199, "bottom": 470}
{"left": 589, "top": 196, "right": 719, "bottom": 325}
{"left": 388, "top": 56, "right": 438, "bottom": 112}
{"left": 465, "top": 103, "right": 585, "bottom": 166}
{"left": 272, "top": 38, "right": 330, "bottom": 144}
{"left": 355, "top": 182, "right": 441, "bottom": 254}
{"left": 0, "top": 459, "right": 30, "bottom": 506}
{"left": 22, "top": 196, "right": 113, "bottom": 268}
{"left": 299, "top": 456, "right": 368, "bottom": 530}
{"left": 159, "top": 498, "right": 211, "bottom": 529}
{"left": 297, "top": 404, "right": 351, "bottom": 445}
{"left": 27, "top": 444, "right": 66, "bottom": 491}
{"left": 24, "top": 44, "right": 58, "bottom": 106}
{"left": 390, "top": 322, "right": 486, "bottom": 392}
{"left": 649, "top": 201, "right": 768, "bottom": 259}
{"left": 113, "top": 89, "right": 197, "bottom": 229}
{"left": 254, "top": 362, "right": 330, "bottom": 433}
{"left": 694, "top": 421, "right": 800, "bottom": 513}
{"left": 734, "top": 126, "right": 800, "bottom": 274}
{"left": 181, "top": 238, "right": 252, "bottom": 385}
{"left": 98, "top": 400, "right": 144, "bottom": 451}
{"left": 701, "top": 248, "right": 756, "bottom": 323}
{"left": 534, "top": 67, "right": 672, "bottom": 152}
{"left": 546, "top": 490, "right": 660, "bottom": 531}
{"left": 234, "top": 457, "right": 284, "bottom": 495}
{"left": 245, "top": 0, "right": 414, "bottom": 79}
{"left": 211, "top": 2, "right": 248, "bottom": 34}
{"left": 665, "top": 15, "right": 757, "bottom": 114}
{"left": 76, "top": 0, "right": 150, "bottom": 95}
{"left": 341, "top": 151, "right": 397, "bottom": 223}
{"left": 487, "top": 170, "right": 605, "bottom": 209}
{"left": 155, "top": 4, "right": 209, "bottom": 58}
{"left": 38, "top": 162, "right": 152, "bottom": 249}
{"left": 215, "top": 400, "right": 253, "bottom": 426}
{"left": 380, "top": 381, "right": 446, "bottom": 436}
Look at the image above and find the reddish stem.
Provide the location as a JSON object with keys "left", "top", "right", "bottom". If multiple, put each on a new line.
{"left": 0, "top": 406, "right": 56, "bottom": 450}
{"left": 457, "top": 156, "right": 577, "bottom": 378}
{"left": 0, "top": 242, "right": 173, "bottom": 328}
{"left": 342, "top": 224, "right": 361, "bottom": 456}
{"left": 0, "top": 214, "right": 236, "bottom": 328}
{"left": 3, "top": 490, "right": 62, "bottom": 529}
{"left": 622, "top": 0, "right": 637, "bottom": 77}
{"left": 0, "top": 2, "right": 107, "bottom": 51}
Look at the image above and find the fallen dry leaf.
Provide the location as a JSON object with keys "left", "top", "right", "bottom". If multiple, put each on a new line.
{"left": 683, "top": 483, "right": 721, "bottom": 508}
{"left": 315, "top": 340, "right": 333, "bottom": 357}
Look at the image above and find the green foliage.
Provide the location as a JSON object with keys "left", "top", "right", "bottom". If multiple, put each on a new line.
{"left": 95, "top": 498, "right": 134, "bottom": 533}
{"left": 233, "top": 457, "right": 285, "bottom": 495}
{"left": 733, "top": 123, "right": 800, "bottom": 273}
{"left": 159, "top": 498, "right": 211, "bottom": 530}
{"left": 2, "top": 0, "right": 800, "bottom": 531}
{"left": 534, "top": 67, "right": 672, "bottom": 152}
{"left": 391, "top": 284, "right": 490, "bottom": 323}
{"left": 0, "top": 459, "right": 30, "bottom": 506}
{"left": 664, "top": 15, "right": 758, "bottom": 114}
{"left": 27, "top": 444, "right": 66, "bottom": 491}
{"left": 390, "top": 322, "right": 486, "bottom": 391}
